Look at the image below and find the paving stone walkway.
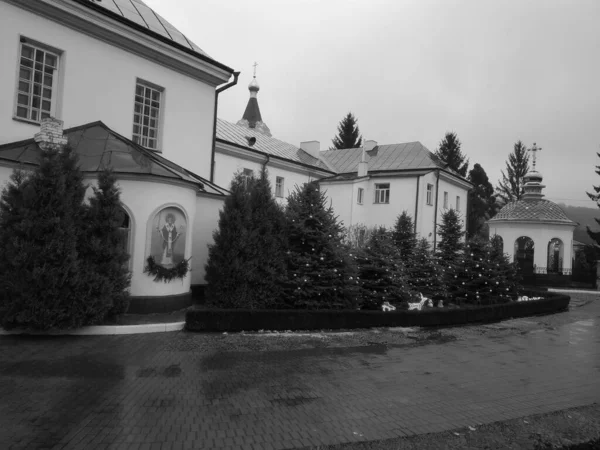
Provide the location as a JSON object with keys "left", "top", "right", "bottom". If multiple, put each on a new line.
{"left": 0, "top": 297, "right": 599, "bottom": 450}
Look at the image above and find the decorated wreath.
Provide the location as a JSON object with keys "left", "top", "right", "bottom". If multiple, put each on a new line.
{"left": 144, "top": 256, "right": 190, "bottom": 282}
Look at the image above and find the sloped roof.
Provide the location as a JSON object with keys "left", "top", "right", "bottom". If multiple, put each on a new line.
{"left": 216, "top": 119, "right": 333, "bottom": 172}
{"left": 489, "top": 200, "right": 577, "bottom": 225}
{"left": 0, "top": 121, "right": 228, "bottom": 196}
{"left": 320, "top": 142, "right": 458, "bottom": 175}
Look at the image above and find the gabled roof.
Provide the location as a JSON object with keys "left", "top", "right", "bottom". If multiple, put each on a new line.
{"left": 0, "top": 121, "right": 228, "bottom": 196}
{"left": 320, "top": 142, "right": 458, "bottom": 175}
{"left": 216, "top": 119, "right": 333, "bottom": 172}
{"left": 489, "top": 199, "right": 577, "bottom": 225}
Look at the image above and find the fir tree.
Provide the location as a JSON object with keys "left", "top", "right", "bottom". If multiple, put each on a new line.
{"left": 496, "top": 141, "right": 530, "bottom": 205}
{"left": 284, "top": 182, "right": 358, "bottom": 309}
{"left": 330, "top": 112, "right": 363, "bottom": 150}
{"left": 435, "top": 132, "right": 469, "bottom": 177}
{"left": 586, "top": 152, "right": 600, "bottom": 247}
{"left": 437, "top": 208, "right": 465, "bottom": 264}
{"left": 356, "top": 227, "right": 412, "bottom": 309}
{"left": 405, "top": 238, "right": 446, "bottom": 302}
{"left": 467, "top": 163, "right": 497, "bottom": 238}
{"left": 83, "top": 169, "right": 131, "bottom": 316}
{"left": 205, "top": 169, "right": 287, "bottom": 309}
{"left": 392, "top": 211, "right": 417, "bottom": 264}
{"left": 0, "top": 146, "right": 111, "bottom": 330}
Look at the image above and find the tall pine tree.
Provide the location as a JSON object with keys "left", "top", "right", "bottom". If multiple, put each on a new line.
{"left": 392, "top": 211, "right": 417, "bottom": 264}
{"left": 284, "top": 182, "right": 358, "bottom": 309}
{"left": 435, "top": 132, "right": 469, "bottom": 177}
{"left": 330, "top": 112, "right": 363, "bottom": 150}
{"left": 586, "top": 152, "right": 600, "bottom": 247}
{"left": 496, "top": 141, "right": 530, "bottom": 205}
{"left": 467, "top": 163, "right": 497, "bottom": 238}
{"left": 437, "top": 208, "right": 465, "bottom": 264}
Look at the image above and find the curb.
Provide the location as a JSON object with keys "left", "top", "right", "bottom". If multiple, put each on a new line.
{"left": 0, "top": 321, "right": 185, "bottom": 336}
{"left": 548, "top": 288, "right": 600, "bottom": 295}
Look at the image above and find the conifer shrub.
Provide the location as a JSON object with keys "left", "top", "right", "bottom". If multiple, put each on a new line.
{"left": 284, "top": 182, "right": 359, "bottom": 309}
{"left": 205, "top": 169, "right": 287, "bottom": 309}
{"left": 405, "top": 238, "right": 447, "bottom": 302}
{"left": 0, "top": 147, "right": 125, "bottom": 330}
{"left": 392, "top": 211, "right": 417, "bottom": 264}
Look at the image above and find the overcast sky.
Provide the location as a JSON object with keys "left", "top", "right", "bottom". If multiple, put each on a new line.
{"left": 145, "top": 0, "right": 600, "bottom": 207}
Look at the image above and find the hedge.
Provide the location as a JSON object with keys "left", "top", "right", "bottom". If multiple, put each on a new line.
{"left": 185, "top": 290, "right": 570, "bottom": 332}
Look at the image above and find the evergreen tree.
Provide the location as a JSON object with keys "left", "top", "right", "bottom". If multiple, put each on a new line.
{"left": 392, "top": 211, "right": 417, "bottom": 264}
{"left": 0, "top": 146, "right": 111, "bottom": 330}
{"left": 83, "top": 169, "right": 131, "bottom": 316}
{"left": 586, "top": 152, "right": 600, "bottom": 247}
{"left": 496, "top": 141, "right": 530, "bottom": 205}
{"left": 435, "top": 132, "right": 469, "bottom": 177}
{"left": 467, "top": 163, "right": 497, "bottom": 238}
{"left": 356, "top": 227, "right": 412, "bottom": 309}
{"left": 437, "top": 208, "right": 464, "bottom": 264}
{"left": 405, "top": 238, "right": 446, "bottom": 302}
{"left": 205, "top": 169, "right": 287, "bottom": 309}
{"left": 284, "top": 182, "right": 358, "bottom": 309}
{"left": 330, "top": 112, "right": 363, "bottom": 150}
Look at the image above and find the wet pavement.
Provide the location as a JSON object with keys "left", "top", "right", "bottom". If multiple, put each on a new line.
{"left": 1, "top": 295, "right": 599, "bottom": 450}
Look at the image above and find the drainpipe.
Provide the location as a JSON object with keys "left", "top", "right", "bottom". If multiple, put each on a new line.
{"left": 413, "top": 175, "right": 420, "bottom": 234}
{"left": 262, "top": 155, "right": 270, "bottom": 172}
{"left": 432, "top": 169, "right": 440, "bottom": 251}
{"left": 210, "top": 71, "right": 240, "bottom": 183}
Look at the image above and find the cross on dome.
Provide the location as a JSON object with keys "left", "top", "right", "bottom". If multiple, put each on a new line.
{"left": 528, "top": 142, "right": 542, "bottom": 172}
{"left": 253, "top": 61, "right": 258, "bottom": 78}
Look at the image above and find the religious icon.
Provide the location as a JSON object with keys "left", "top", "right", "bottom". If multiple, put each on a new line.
{"left": 149, "top": 207, "right": 186, "bottom": 268}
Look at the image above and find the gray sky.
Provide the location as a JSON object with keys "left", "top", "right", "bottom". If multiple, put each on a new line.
{"left": 145, "top": 0, "right": 600, "bottom": 207}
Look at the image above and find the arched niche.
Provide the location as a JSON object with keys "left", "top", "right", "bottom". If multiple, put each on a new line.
{"left": 547, "top": 238, "right": 564, "bottom": 273}
{"left": 146, "top": 206, "right": 188, "bottom": 269}
{"left": 514, "top": 236, "right": 535, "bottom": 275}
{"left": 116, "top": 204, "right": 134, "bottom": 269}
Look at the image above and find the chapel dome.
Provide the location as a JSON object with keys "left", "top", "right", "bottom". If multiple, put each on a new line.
{"left": 489, "top": 199, "right": 575, "bottom": 225}
{"left": 248, "top": 77, "right": 260, "bottom": 92}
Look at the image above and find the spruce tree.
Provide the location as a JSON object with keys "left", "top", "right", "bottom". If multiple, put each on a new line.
{"left": 356, "top": 227, "right": 412, "bottom": 310}
{"left": 284, "top": 182, "right": 358, "bottom": 309}
{"left": 467, "top": 163, "right": 497, "bottom": 238}
{"left": 0, "top": 146, "right": 110, "bottom": 330}
{"left": 586, "top": 152, "right": 600, "bottom": 247}
{"left": 83, "top": 169, "right": 131, "bottom": 316}
{"left": 496, "top": 141, "right": 530, "bottom": 205}
{"left": 435, "top": 132, "right": 469, "bottom": 177}
{"left": 392, "top": 211, "right": 417, "bottom": 264}
{"left": 205, "top": 169, "right": 287, "bottom": 309}
{"left": 405, "top": 238, "right": 446, "bottom": 302}
{"left": 330, "top": 112, "right": 363, "bottom": 150}
{"left": 437, "top": 208, "right": 465, "bottom": 264}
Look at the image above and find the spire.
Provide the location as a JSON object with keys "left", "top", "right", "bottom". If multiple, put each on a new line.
{"left": 236, "top": 62, "right": 271, "bottom": 137}
{"left": 522, "top": 142, "right": 545, "bottom": 201}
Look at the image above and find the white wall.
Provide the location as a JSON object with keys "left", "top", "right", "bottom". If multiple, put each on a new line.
{"left": 489, "top": 222, "right": 575, "bottom": 271}
{"left": 0, "top": 2, "right": 216, "bottom": 179}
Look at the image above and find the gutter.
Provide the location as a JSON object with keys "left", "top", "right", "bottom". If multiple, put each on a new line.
{"left": 432, "top": 169, "right": 440, "bottom": 251}
{"left": 210, "top": 71, "right": 240, "bottom": 182}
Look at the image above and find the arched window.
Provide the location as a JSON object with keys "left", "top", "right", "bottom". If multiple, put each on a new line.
{"left": 514, "top": 236, "right": 535, "bottom": 275}
{"left": 490, "top": 235, "right": 503, "bottom": 255}
{"left": 116, "top": 206, "right": 131, "bottom": 264}
{"left": 547, "top": 238, "right": 564, "bottom": 273}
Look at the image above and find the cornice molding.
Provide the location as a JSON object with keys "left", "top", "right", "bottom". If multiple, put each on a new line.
{"left": 7, "top": 0, "right": 232, "bottom": 86}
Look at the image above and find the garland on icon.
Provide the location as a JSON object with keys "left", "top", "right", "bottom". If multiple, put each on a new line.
{"left": 144, "top": 256, "right": 190, "bottom": 282}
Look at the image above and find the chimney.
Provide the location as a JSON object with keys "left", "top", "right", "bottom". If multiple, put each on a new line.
{"left": 364, "top": 140, "right": 377, "bottom": 151}
{"left": 358, "top": 148, "right": 368, "bottom": 177}
{"left": 300, "top": 140, "right": 320, "bottom": 159}
{"left": 34, "top": 117, "right": 68, "bottom": 151}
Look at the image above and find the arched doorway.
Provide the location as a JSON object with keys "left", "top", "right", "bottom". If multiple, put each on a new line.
{"left": 547, "top": 238, "right": 564, "bottom": 274}
{"left": 514, "top": 236, "right": 535, "bottom": 276}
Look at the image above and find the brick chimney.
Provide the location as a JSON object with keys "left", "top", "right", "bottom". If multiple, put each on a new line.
{"left": 358, "top": 148, "right": 368, "bottom": 177}
{"left": 300, "top": 141, "right": 320, "bottom": 159}
{"left": 34, "top": 117, "right": 68, "bottom": 151}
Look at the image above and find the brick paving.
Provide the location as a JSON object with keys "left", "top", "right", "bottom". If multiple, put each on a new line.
{"left": 0, "top": 298, "right": 599, "bottom": 450}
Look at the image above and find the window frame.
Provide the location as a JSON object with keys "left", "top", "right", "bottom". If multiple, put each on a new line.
{"left": 275, "top": 176, "right": 284, "bottom": 198}
{"left": 426, "top": 183, "right": 434, "bottom": 205}
{"left": 357, "top": 187, "right": 364, "bottom": 205}
{"left": 443, "top": 191, "right": 448, "bottom": 209}
{"left": 13, "top": 37, "right": 62, "bottom": 124}
{"left": 132, "top": 78, "right": 164, "bottom": 151}
{"left": 456, "top": 195, "right": 461, "bottom": 212}
{"left": 374, "top": 183, "right": 390, "bottom": 204}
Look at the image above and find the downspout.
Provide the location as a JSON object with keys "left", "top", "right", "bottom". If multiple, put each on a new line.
{"left": 432, "top": 169, "right": 440, "bottom": 251}
{"left": 262, "top": 155, "right": 270, "bottom": 172}
{"left": 210, "top": 71, "right": 240, "bottom": 183}
{"left": 413, "top": 175, "right": 420, "bottom": 233}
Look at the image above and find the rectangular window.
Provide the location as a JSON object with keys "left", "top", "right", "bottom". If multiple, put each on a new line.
{"left": 374, "top": 183, "right": 390, "bottom": 204}
{"left": 456, "top": 196, "right": 461, "bottom": 212}
{"left": 275, "top": 176, "right": 284, "bottom": 198}
{"left": 426, "top": 184, "right": 433, "bottom": 205}
{"left": 443, "top": 191, "right": 448, "bottom": 208}
{"left": 357, "top": 187, "right": 364, "bottom": 204}
{"left": 14, "top": 40, "right": 60, "bottom": 123}
{"left": 132, "top": 79, "right": 163, "bottom": 150}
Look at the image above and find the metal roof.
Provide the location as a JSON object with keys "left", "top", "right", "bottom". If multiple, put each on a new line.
{"left": 0, "top": 121, "right": 228, "bottom": 196}
{"left": 489, "top": 199, "right": 577, "bottom": 225}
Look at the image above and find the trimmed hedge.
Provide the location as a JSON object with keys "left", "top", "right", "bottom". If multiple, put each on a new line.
{"left": 185, "top": 290, "right": 570, "bottom": 332}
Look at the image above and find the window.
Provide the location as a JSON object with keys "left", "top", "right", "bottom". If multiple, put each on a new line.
{"left": 275, "top": 176, "right": 284, "bottom": 198}
{"left": 443, "top": 191, "right": 448, "bottom": 208}
{"left": 242, "top": 168, "right": 253, "bottom": 177}
{"left": 426, "top": 184, "right": 433, "bottom": 205}
{"left": 14, "top": 40, "right": 60, "bottom": 123}
{"left": 374, "top": 183, "right": 390, "bottom": 204}
{"left": 456, "top": 196, "right": 461, "bottom": 211}
{"left": 357, "top": 187, "right": 364, "bottom": 204}
{"left": 132, "top": 80, "right": 163, "bottom": 150}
